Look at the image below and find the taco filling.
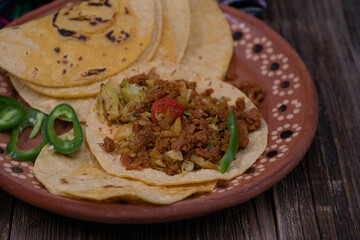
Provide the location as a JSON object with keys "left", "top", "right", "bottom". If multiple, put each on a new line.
{"left": 96, "top": 69, "right": 262, "bottom": 175}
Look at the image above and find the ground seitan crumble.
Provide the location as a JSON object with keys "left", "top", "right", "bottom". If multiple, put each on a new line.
{"left": 98, "top": 70, "right": 263, "bottom": 175}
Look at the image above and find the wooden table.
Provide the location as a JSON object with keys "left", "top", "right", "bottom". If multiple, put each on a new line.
{"left": 1, "top": 0, "right": 359, "bottom": 239}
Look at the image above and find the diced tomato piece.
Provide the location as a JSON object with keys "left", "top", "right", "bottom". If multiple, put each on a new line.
{"left": 151, "top": 98, "right": 185, "bottom": 125}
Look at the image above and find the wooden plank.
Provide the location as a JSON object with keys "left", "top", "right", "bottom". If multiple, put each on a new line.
{"left": 262, "top": 0, "right": 360, "bottom": 239}
{"left": 0, "top": 190, "right": 14, "bottom": 240}
{"left": 9, "top": 199, "right": 84, "bottom": 240}
{"left": 8, "top": 192, "right": 276, "bottom": 239}
{"left": 272, "top": 161, "right": 321, "bottom": 239}
{"left": 106, "top": 192, "right": 275, "bottom": 240}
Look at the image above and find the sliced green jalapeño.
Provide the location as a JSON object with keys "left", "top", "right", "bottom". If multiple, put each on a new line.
{"left": 0, "top": 95, "right": 24, "bottom": 107}
{"left": 45, "top": 104, "right": 83, "bottom": 154}
{"left": 0, "top": 95, "right": 26, "bottom": 131}
{"left": 219, "top": 110, "right": 239, "bottom": 174}
{"left": 6, "top": 108, "right": 48, "bottom": 162}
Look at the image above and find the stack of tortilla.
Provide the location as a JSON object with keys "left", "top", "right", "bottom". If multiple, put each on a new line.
{"left": 0, "top": 0, "right": 267, "bottom": 205}
{"left": 1, "top": 0, "right": 233, "bottom": 122}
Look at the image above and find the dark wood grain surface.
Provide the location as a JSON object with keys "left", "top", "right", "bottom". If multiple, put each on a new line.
{"left": 1, "top": 0, "right": 360, "bottom": 239}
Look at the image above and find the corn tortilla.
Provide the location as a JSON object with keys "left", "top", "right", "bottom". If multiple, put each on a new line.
{"left": 153, "top": 0, "right": 190, "bottom": 62}
{"left": 181, "top": 0, "right": 233, "bottom": 80}
{"left": 16, "top": 0, "right": 191, "bottom": 99}
{"left": 152, "top": 0, "right": 176, "bottom": 62}
{"left": 0, "top": 0, "right": 156, "bottom": 87}
{"left": 132, "top": 0, "right": 163, "bottom": 64}
{"left": 9, "top": 74, "right": 93, "bottom": 122}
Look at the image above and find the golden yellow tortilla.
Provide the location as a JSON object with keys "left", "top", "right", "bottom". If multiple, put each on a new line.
{"left": 181, "top": 0, "right": 233, "bottom": 80}
{"left": 17, "top": 0, "right": 176, "bottom": 99}
{"left": 9, "top": 74, "right": 93, "bottom": 122}
{"left": 132, "top": 0, "right": 163, "bottom": 64}
{"left": 19, "top": 76, "right": 104, "bottom": 99}
{"left": 152, "top": 0, "right": 190, "bottom": 62}
{"left": 165, "top": 0, "right": 190, "bottom": 62}
{"left": 152, "top": 0, "right": 176, "bottom": 62}
{"left": 34, "top": 132, "right": 216, "bottom": 205}
{"left": 0, "top": 0, "right": 156, "bottom": 87}
{"left": 15, "top": 0, "right": 192, "bottom": 99}
{"left": 85, "top": 62, "right": 268, "bottom": 186}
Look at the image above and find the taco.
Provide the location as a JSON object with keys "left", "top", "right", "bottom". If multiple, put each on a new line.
{"left": 86, "top": 62, "right": 268, "bottom": 186}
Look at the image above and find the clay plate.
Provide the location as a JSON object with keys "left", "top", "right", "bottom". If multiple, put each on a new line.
{"left": 0, "top": 1, "right": 318, "bottom": 223}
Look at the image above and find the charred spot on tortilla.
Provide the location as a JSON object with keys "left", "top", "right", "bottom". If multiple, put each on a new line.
{"left": 32, "top": 67, "right": 38, "bottom": 78}
{"left": 87, "top": 0, "right": 112, "bottom": 7}
{"left": 67, "top": 12, "right": 112, "bottom": 27}
{"left": 68, "top": 16, "right": 91, "bottom": 21}
{"left": 60, "top": 178, "right": 69, "bottom": 184}
{"left": 124, "top": 7, "right": 129, "bottom": 14}
{"left": 58, "top": 28, "right": 75, "bottom": 37}
{"left": 106, "top": 30, "right": 115, "bottom": 42}
{"left": 103, "top": 185, "right": 123, "bottom": 189}
{"left": 54, "top": 47, "right": 60, "bottom": 53}
{"left": 52, "top": 11, "right": 88, "bottom": 41}
{"left": 88, "top": 2, "right": 103, "bottom": 6}
{"left": 82, "top": 68, "right": 106, "bottom": 77}
{"left": 58, "top": 27, "right": 88, "bottom": 41}
{"left": 106, "top": 30, "right": 130, "bottom": 43}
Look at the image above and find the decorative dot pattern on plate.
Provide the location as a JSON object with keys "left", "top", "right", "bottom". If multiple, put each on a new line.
{"left": 272, "top": 99, "right": 302, "bottom": 121}
{"left": 244, "top": 36, "right": 273, "bottom": 61}
{"left": 0, "top": 140, "right": 43, "bottom": 189}
{"left": 217, "top": 17, "right": 308, "bottom": 194}
{"left": 272, "top": 74, "right": 301, "bottom": 96}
